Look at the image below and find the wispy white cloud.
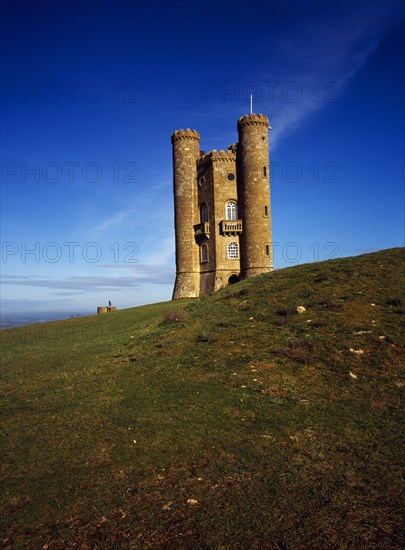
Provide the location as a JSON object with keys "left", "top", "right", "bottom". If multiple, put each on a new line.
{"left": 1, "top": 266, "right": 174, "bottom": 293}
{"left": 87, "top": 209, "right": 132, "bottom": 235}
{"left": 83, "top": 176, "right": 174, "bottom": 243}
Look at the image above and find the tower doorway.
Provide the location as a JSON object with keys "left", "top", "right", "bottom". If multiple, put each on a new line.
{"left": 228, "top": 274, "right": 240, "bottom": 285}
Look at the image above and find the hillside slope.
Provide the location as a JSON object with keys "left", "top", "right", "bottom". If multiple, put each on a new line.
{"left": 1, "top": 248, "right": 404, "bottom": 548}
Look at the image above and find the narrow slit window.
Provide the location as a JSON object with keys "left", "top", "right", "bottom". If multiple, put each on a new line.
{"left": 200, "top": 203, "right": 208, "bottom": 223}
{"left": 263, "top": 166, "right": 267, "bottom": 178}
{"left": 265, "top": 244, "right": 270, "bottom": 256}
{"left": 201, "top": 243, "right": 208, "bottom": 263}
{"left": 264, "top": 205, "right": 268, "bottom": 217}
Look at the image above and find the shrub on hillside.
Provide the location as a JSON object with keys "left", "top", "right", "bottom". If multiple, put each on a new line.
{"left": 278, "top": 338, "right": 321, "bottom": 364}
{"left": 314, "top": 273, "right": 329, "bottom": 283}
{"left": 162, "top": 309, "right": 188, "bottom": 324}
{"left": 385, "top": 297, "right": 402, "bottom": 307}
{"left": 196, "top": 329, "right": 216, "bottom": 343}
{"left": 276, "top": 306, "right": 297, "bottom": 317}
{"left": 297, "top": 289, "right": 313, "bottom": 299}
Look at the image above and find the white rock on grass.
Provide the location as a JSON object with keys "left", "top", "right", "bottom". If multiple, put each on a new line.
{"left": 297, "top": 306, "right": 306, "bottom": 314}
{"left": 349, "top": 348, "right": 364, "bottom": 355}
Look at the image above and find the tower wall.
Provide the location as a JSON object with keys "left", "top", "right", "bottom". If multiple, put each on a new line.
{"left": 237, "top": 114, "right": 272, "bottom": 278}
{"left": 171, "top": 129, "right": 200, "bottom": 298}
{"left": 197, "top": 149, "right": 240, "bottom": 296}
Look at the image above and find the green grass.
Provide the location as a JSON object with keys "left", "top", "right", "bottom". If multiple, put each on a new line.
{"left": 1, "top": 248, "right": 404, "bottom": 548}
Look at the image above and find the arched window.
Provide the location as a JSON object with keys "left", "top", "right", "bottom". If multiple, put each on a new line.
{"left": 200, "top": 203, "right": 208, "bottom": 223}
{"left": 226, "top": 201, "right": 238, "bottom": 220}
{"left": 201, "top": 243, "right": 208, "bottom": 263}
{"left": 227, "top": 242, "right": 238, "bottom": 259}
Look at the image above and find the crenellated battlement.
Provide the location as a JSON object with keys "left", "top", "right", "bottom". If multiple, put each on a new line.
{"left": 197, "top": 149, "right": 236, "bottom": 166}
{"left": 171, "top": 128, "right": 200, "bottom": 143}
{"left": 237, "top": 113, "right": 269, "bottom": 130}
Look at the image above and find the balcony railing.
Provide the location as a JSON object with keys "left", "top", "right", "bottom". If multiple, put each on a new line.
{"left": 194, "top": 222, "right": 210, "bottom": 239}
{"left": 220, "top": 219, "right": 243, "bottom": 235}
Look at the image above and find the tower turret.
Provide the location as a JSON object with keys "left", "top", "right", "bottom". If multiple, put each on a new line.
{"left": 171, "top": 129, "right": 201, "bottom": 298}
{"left": 237, "top": 113, "right": 272, "bottom": 278}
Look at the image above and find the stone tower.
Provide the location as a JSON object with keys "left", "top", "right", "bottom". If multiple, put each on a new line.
{"left": 237, "top": 114, "right": 272, "bottom": 278}
{"left": 171, "top": 129, "right": 201, "bottom": 299}
{"left": 172, "top": 113, "right": 272, "bottom": 299}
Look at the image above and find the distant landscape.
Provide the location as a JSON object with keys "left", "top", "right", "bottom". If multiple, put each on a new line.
{"left": 1, "top": 248, "right": 404, "bottom": 548}
{"left": 0, "top": 312, "right": 93, "bottom": 330}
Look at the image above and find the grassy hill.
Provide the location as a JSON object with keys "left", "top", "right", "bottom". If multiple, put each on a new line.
{"left": 1, "top": 248, "right": 404, "bottom": 549}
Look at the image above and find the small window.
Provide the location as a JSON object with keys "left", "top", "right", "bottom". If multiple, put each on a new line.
{"left": 263, "top": 166, "right": 267, "bottom": 178}
{"left": 228, "top": 242, "right": 238, "bottom": 259}
{"left": 201, "top": 243, "right": 208, "bottom": 263}
{"left": 265, "top": 244, "right": 270, "bottom": 256}
{"left": 227, "top": 173, "right": 235, "bottom": 181}
{"left": 226, "top": 201, "right": 238, "bottom": 220}
{"left": 200, "top": 203, "right": 208, "bottom": 223}
{"left": 264, "top": 205, "right": 268, "bottom": 217}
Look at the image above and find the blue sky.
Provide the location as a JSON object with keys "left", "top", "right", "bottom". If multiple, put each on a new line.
{"left": 1, "top": 0, "right": 404, "bottom": 316}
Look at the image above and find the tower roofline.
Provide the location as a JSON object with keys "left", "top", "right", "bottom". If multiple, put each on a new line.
{"left": 171, "top": 128, "right": 200, "bottom": 143}
{"left": 197, "top": 149, "right": 236, "bottom": 166}
{"left": 237, "top": 113, "right": 269, "bottom": 130}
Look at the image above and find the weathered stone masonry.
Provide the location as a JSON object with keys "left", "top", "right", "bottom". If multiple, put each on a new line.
{"left": 172, "top": 113, "right": 272, "bottom": 299}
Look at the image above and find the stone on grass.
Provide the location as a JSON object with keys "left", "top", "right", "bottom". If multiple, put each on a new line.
{"left": 349, "top": 348, "right": 364, "bottom": 355}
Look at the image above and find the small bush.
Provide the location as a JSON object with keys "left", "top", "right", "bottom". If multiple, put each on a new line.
{"left": 162, "top": 308, "right": 188, "bottom": 324}
{"left": 196, "top": 330, "right": 216, "bottom": 343}
{"left": 385, "top": 298, "right": 402, "bottom": 307}
{"left": 274, "top": 316, "right": 291, "bottom": 326}
{"left": 339, "top": 268, "right": 354, "bottom": 276}
{"left": 289, "top": 323, "right": 307, "bottom": 335}
{"left": 310, "top": 320, "right": 328, "bottom": 328}
{"left": 279, "top": 338, "right": 318, "bottom": 364}
{"left": 314, "top": 273, "right": 328, "bottom": 283}
{"left": 297, "top": 289, "right": 313, "bottom": 299}
{"left": 237, "top": 288, "right": 249, "bottom": 297}
{"left": 320, "top": 299, "right": 342, "bottom": 309}
{"left": 276, "top": 306, "right": 297, "bottom": 317}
